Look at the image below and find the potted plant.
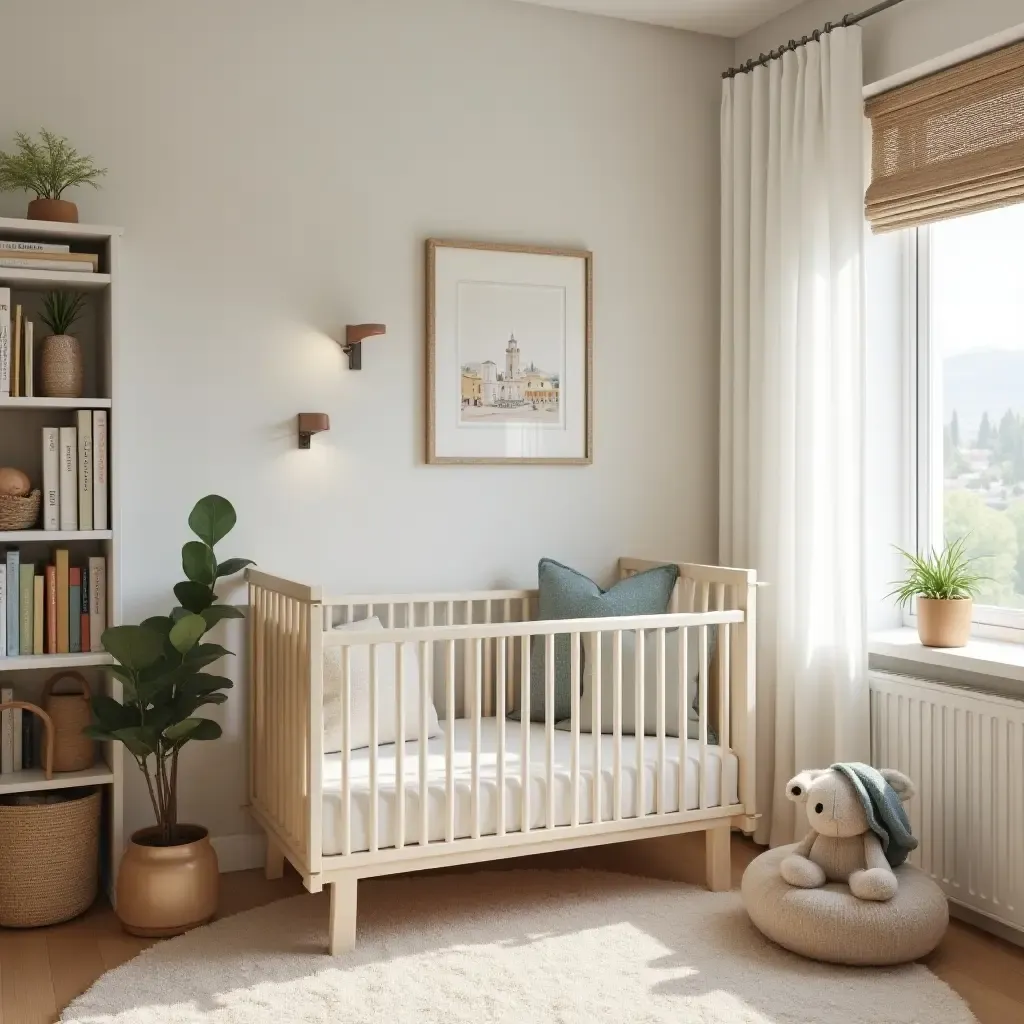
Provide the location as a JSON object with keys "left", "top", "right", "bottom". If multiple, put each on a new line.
{"left": 39, "top": 290, "right": 87, "bottom": 398}
{"left": 0, "top": 129, "right": 106, "bottom": 222}
{"left": 888, "top": 537, "right": 986, "bottom": 648}
{"left": 88, "top": 495, "right": 253, "bottom": 937}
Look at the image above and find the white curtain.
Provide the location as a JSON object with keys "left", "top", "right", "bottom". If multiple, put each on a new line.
{"left": 720, "top": 27, "right": 870, "bottom": 848}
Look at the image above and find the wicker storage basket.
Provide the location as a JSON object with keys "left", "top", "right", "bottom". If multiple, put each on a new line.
{"left": 43, "top": 671, "right": 95, "bottom": 772}
{"left": 0, "top": 703, "right": 100, "bottom": 927}
{"left": 0, "top": 489, "right": 41, "bottom": 530}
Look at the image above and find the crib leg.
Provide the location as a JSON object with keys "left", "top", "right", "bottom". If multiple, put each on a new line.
{"left": 265, "top": 835, "right": 285, "bottom": 880}
{"left": 705, "top": 825, "right": 732, "bottom": 892}
{"left": 328, "top": 874, "right": 358, "bottom": 955}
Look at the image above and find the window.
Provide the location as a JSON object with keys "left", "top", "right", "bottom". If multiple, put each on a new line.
{"left": 916, "top": 203, "right": 1024, "bottom": 632}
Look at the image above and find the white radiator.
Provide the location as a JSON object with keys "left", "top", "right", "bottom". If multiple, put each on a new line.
{"left": 870, "top": 670, "right": 1024, "bottom": 935}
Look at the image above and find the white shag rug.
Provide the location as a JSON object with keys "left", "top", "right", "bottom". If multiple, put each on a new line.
{"left": 63, "top": 869, "right": 976, "bottom": 1024}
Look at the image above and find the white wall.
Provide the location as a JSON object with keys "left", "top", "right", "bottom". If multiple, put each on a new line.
{"left": 0, "top": 0, "right": 731, "bottom": 849}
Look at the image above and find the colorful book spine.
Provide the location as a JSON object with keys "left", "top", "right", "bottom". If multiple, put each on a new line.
{"left": 77, "top": 410, "right": 93, "bottom": 530}
{"left": 69, "top": 567, "right": 82, "bottom": 654}
{"left": 46, "top": 565, "right": 57, "bottom": 655}
{"left": 5, "top": 549, "right": 19, "bottom": 656}
{"left": 0, "top": 286, "right": 9, "bottom": 397}
{"left": 93, "top": 410, "right": 108, "bottom": 531}
{"left": 56, "top": 549, "right": 70, "bottom": 654}
{"left": 89, "top": 557, "right": 106, "bottom": 652}
{"left": 24, "top": 320, "right": 33, "bottom": 398}
{"left": 59, "top": 426, "right": 78, "bottom": 530}
{"left": 18, "top": 562, "right": 33, "bottom": 655}
{"left": 0, "top": 240, "right": 71, "bottom": 253}
{"left": 33, "top": 574, "right": 44, "bottom": 655}
{"left": 11, "top": 703, "right": 21, "bottom": 773}
{"left": 0, "top": 563, "right": 5, "bottom": 656}
{"left": 43, "top": 426, "right": 61, "bottom": 530}
{"left": 0, "top": 686, "right": 12, "bottom": 774}
{"left": 80, "top": 565, "right": 90, "bottom": 653}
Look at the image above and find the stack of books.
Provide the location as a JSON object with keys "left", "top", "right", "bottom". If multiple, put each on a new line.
{"left": 42, "top": 413, "right": 109, "bottom": 531}
{"left": 0, "top": 239, "right": 97, "bottom": 274}
{"left": 0, "top": 549, "right": 106, "bottom": 658}
{"left": 0, "top": 286, "right": 38, "bottom": 398}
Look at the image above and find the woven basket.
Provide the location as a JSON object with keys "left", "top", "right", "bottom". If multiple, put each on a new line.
{"left": 44, "top": 672, "right": 95, "bottom": 773}
{"left": 0, "top": 702, "right": 100, "bottom": 927}
{"left": 0, "top": 489, "right": 41, "bottom": 530}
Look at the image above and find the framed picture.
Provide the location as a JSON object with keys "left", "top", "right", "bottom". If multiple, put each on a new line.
{"left": 426, "top": 239, "right": 593, "bottom": 465}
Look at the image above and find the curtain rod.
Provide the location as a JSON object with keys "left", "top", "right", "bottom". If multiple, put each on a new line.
{"left": 722, "top": 0, "right": 906, "bottom": 79}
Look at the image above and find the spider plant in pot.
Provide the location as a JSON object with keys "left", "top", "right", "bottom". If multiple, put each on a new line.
{"left": 0, "top": 129, "right": 106, "bottom": 222}
{"left": 89, "top": 495, "right": 253, "bottom": 937}
{"left": 888, "top": 537, "right": 987, "bottom": 648}
{"left": 39, "top": 290, "right": 87, "bottom": 398}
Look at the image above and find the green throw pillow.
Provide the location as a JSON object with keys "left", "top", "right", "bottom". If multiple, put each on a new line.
{"left": 510, "top": 558, "right": 680, "bottom": 724}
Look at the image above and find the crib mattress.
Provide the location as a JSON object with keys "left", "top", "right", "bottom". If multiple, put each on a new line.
{"left": 321, "top": 718, "right": 739, "bottom": 856}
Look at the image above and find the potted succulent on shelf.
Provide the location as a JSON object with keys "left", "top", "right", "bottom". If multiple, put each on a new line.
{"left": 88, "top": 495, "right": 253, "bottom": 937}
{"left": 888, "top": 537, "right": 987, "bottom": 648}
{"left": 0, "top": 129, "right": 106, "bottom": 222}
{"left": 39, "top": 290, "right": 87, "bottom": 398}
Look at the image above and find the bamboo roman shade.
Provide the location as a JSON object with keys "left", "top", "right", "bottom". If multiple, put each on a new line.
{"left": 865, "top": 40, "right": 1024, "bottom": 232}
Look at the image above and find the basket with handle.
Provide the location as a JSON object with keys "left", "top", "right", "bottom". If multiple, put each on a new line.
{"left": 0, "top": 489, "right": 41, "bottom": 530}
{"left": 43, "top": 671, "right": 95, "bottom": 772}
{"left": 0, "top": 701, "right": 101, "bottom": 927}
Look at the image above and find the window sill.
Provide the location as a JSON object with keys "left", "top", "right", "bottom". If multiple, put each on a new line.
{"left": 868, "top": 628, "right": 1024, "bottom": 683}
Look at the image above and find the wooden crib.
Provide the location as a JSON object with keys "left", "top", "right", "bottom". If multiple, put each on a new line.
{"left": 246, "top": 557, "right": 757, "bottom": 954}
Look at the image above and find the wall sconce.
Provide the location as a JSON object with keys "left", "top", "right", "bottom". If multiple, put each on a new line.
{"left": 341, "top": 323, "right": 386, "bottom": 370}
{"left": 297, "top": 412, "right": 330, "bottom": 449}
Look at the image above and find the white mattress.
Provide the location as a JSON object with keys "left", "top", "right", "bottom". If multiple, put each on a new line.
{"left": 321, "top": 718, "right": 739, "bottom": 855}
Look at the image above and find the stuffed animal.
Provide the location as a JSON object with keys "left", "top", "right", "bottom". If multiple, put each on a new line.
{"left": 781, "top": 763, "right": 918, "bottom": 902}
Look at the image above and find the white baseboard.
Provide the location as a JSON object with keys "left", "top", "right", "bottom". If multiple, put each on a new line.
{"left": 211, "top": 832, "right": 266, "bottom": 873}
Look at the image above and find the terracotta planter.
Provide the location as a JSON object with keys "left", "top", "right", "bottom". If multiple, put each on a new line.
{"left": 27, "top": 197, "right": 79, "bottom": 223}
{"left": 40, "top": 334, "right": 84, "bottom": 398}
{"left": 916, "top": 597, "right": 973, "bottom": 648}
{"left": 116, "top": 825, "right": 219, "bottom": 937}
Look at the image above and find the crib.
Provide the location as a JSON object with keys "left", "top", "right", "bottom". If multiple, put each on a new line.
{"left": 246, "top": 557, "right": 757, "bottom": 954}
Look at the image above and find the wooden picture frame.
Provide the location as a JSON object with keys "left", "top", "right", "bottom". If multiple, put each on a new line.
{"left": 426, "top": 239, "right": 593, "bottom": 465}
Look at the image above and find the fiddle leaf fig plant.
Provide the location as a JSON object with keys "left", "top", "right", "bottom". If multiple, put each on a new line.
{"left": 89, "top": 495, "right": 253, "bottom": 846}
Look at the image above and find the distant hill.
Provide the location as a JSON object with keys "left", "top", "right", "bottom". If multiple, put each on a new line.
{"left": 944, "top": 349, "right": 1024, "bottom": 438}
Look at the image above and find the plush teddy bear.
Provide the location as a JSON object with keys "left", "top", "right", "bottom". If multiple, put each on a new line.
{"left": 781, "top": 763, "right": 917, "bottom": 902}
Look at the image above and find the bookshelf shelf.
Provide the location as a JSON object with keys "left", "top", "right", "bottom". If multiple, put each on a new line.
{"left": 0, "top": 652, "right": 112, "bottom": 672}
{"left": 0, "top": 761, "right": 114, "bottom": 796}
{"left": 0, "top": 397, "right": 112, "bottom": 410}
{"left": 0, "top": 268, "right": 110, "bottom": 290}
{"left": 0, "top": 530, "right": 113, "bottom": 542}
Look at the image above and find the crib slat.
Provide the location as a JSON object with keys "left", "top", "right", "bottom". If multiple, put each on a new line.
{"left": 497, "top": 635, "right": 507, "bottom": 838}
{"left": 678, "top": 626, "right": 688, "bottom": 814}
{"left": 271, "top": 592, "right": 282, "bottom": 826}
{"left": 698, "top": 624, "right": 708, "bottom": 810}
{"left": 570, "top": 631, "right": 581, "bottom": 828}
{"left": 504, "top": 598, "right": 515, "bottom": 711}
{"left": 471, "top": 637, "right": 482, "bottom": 840}
{"left": 656, "top": 626, "right": 666, "bottom": 815}
{"left": 396, "top": 642, "right": 406, "bottom": 850}
{"left": 521, "top": 633, "right": 531, "bottom": 834}
{"left": 419, "top": 639, "right": 430, "bottom": 847}
{"left": 483, "top": 602, "right": 493, "bottom": 719}
{"left": 592, "top": 631, "right": 602, "bottom": 825}
{"left": 369, "top": 643, "right": 379, "bottom": 853}
{"left": 635, "top": 628, "right": 645, "bottom": 818}
{"left": 342, "top": 645, "right": 352, "bottom": 856}
{"left": 719, "top": 621, "right": 731, "bottom": 752}
{"left": 445, "top": 639, "right": 456, "bottom": 844}
{"left": 545, "top": 632, "right": 556, "bottom": 830}
{"left": 613, "top": 629, "right": 623, "bottom": 821}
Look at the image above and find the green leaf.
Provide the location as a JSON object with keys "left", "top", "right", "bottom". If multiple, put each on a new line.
{"left": 163, "top": 717, "right": 222, "bottom": 743}
{"left": 83, "top": 724, "right": 116, "bottom": 742}
{"left": 91, "top": 694, "right": 140, "bottom": 731}
{"left": 112, "top": 725, "right": 161, "bottom": 758}
{"left": 184, "top": 643, "right": 232, "bottom": 670}
{"left": 188, "top": 495, "right": 236, "bottom": 548}
{"left": 169, "top": 613, "right": 207, "bottom": 655}
{"left": 140, "top": 615, "right": 174, "bottom": 638}
{"left": 174, "top": 580, "right": 214, "bottom": 613}
{"left": 178, "top": 673, "right": 234, "bottom": 697}
{"left": 102, "top": 625, "right": 165, "bottom": 672}
{"left": 170, "top": 606, "right": 191, "bottom": 622}
{"left": 201, "top": 604, "right": 244, "bottom": 629}
{"left": 182, "top": 541, "right": 217, "bottom": 586}
{"left": 216, "top": 557, "right": 254, "bottom": 579}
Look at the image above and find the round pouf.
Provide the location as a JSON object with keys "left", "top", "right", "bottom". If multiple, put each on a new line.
{"left": 742, "top": 843, "right": 949, "bottom": 966}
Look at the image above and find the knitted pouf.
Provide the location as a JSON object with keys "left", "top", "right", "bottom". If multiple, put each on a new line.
{"left": 741, "top": 844, "right": 949, "bottom": 966}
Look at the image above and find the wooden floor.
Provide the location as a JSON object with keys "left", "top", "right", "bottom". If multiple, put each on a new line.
{"left": 1, "top": 835, "right": 1022, "bottom": 1023}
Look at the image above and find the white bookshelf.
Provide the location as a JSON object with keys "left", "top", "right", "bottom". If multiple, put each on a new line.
{"left": 0, "top": 215, "right": 122, "bottom": 894}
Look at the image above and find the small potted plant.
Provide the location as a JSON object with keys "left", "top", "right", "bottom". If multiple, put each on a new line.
{"left": 88, "top": 495, "right": 253, "bottom": 936}
{"left": 888, "top": 537, "right": 986, "bottom": 648}
{"left": 0, "top": 129, "right": 106, "bottom": 222}
{"left": 39, "top": 290, "right": 87, "bottom": 398}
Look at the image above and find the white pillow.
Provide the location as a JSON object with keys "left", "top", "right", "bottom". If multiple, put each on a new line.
{"left": 323, "top": 616, "right": 440, "bottom": 752}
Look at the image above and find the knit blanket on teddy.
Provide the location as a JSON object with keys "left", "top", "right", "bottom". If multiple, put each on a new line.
{"left": 831, "top": 762, "right": 919, "bottom": 868}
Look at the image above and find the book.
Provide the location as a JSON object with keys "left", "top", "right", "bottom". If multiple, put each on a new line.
{"left": 59, "top": 426, "right": 78, "bottom": 530}
{"left": 46, "top": 564, "right": 57, "bottom": 654}
{"left": 0, "top": 287, "right": 9, "bottom": 397}
{"left": 42, "top": 426, "right": 60, "bottom": 529}
{"left": 0, "top": 249, "right": 96, "bottom": 270}
{"left": 77, "top": 410, "right": 93, "bottom": 530}
{"left": 80, "top": 563, "right": 89, "bottom": 654}
{"left": 56, "top": 548, "right": 70, "bottom": 654}
{"left": 89, "top": 556, "right": 105, "bottom": 652}
{"left": 33, "top": 573, "right": 44, "bottom": 655}
{"left": 18, "top": 562, "right": 33, "bottom": 655}
{"left": 21, "top": 705, "right": 33, "bottom": 769}
{"left": 24, "top": 320, "right": 33, "bottom": 398}
{"left": 0, "top": 562, "right": 5, "bottom": 656}
{"left": 5, "top": 549, "right": 19, "bottom": 656}
{"left": 0, "top": 240, "right": 70, "bottom": 254}
{"left": 11, "top": 304, "right": 21, "bottom": 397}
{"left": 93, "top": 410, "right": 108, "bottom": 530}
{"left": 0, "top": 257, "right": 95, "bottom": 272}
{"left": 11, "top": 703, "right": 21, "bottom": 773}
{"left": 69, "top": 567, "right": 82, "bottom": 653}
{"left": 0, "top": 686, "right": 12, "bottom": 774}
